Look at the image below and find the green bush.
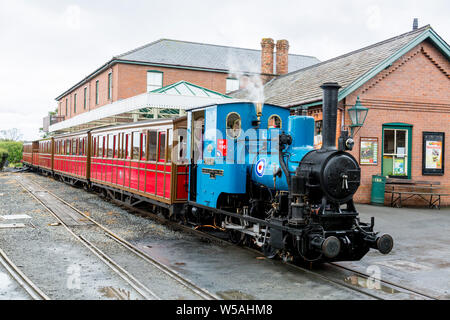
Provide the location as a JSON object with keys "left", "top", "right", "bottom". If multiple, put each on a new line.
{"left": 0, "top": 141, "right": 23, "bottom": 164}
{"left": 0, "top": 147, "right": 8, "bottom": 170}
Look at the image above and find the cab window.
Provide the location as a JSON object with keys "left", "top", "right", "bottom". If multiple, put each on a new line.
{"left": 226, "top": 112, "right": 241, "bottom": 138}
{"left": 268, "top": 115, "right": 281, "bottom": 129}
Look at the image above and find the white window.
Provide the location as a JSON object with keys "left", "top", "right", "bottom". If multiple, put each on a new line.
{"left": 226, "top": 78, "right": 239, "bottom": 93}
{"left": 147, "top": 71, "right": 163, "bottom": 92}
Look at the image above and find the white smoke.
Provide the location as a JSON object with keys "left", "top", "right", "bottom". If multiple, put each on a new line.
{"left": 226, "top": 50, "right": 265, "bottom": 103}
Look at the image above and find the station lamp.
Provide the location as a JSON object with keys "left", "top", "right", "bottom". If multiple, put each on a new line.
{"left": 348, "top": 96, "right": 369, "bottom": 137}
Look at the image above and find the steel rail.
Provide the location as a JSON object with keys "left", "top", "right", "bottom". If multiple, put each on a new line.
{"left": 330, "top": 262, "right": 439, "bottom": 300}
{"left": 19, "top": 176, "right": 218, "bottom": 301}
{"left": 16, "top": 178, "right": 160, "bottom": 301}
{"left": 0, "top": 248, "right": 50, "bottom": 300}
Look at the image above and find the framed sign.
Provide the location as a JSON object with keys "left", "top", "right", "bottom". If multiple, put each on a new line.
{"left": 422, "top": 132, "right": 445, "bottom": 175}
{"left": 360, "top": 137, "right": 378, "bottom": 165}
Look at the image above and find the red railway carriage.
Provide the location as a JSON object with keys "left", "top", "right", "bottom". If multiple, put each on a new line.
{"left": 38, "top": 138, "right": 53, "bottom": 171}
{"left": 53, "top": 131, "right": 90, "bottom": 182}
{"left": 90, "top": 117, "right": 188, "bottom": 205}
{"left": 22, "top": 142, "right": 34, "bottom": 166}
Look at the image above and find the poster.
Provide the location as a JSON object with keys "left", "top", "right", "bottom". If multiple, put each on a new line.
{"left": 422, "top": 132, "right": 445, "bottom": 175}
{"left": 393, "top": 158, "right": 405, "bottom": 175}
{"left": 425, "top": 141, "right": 442, "bottom": 169}
{"left": 360, "top": 137, "right": 378, "bottom": 165}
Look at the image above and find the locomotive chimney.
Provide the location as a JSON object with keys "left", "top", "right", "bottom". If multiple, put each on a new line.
{"left": 320, "top": 82, "right": 341, "bottom": 150}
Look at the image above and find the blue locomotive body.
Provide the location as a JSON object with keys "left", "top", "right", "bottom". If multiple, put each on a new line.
{"left": 186, "top": 102, "right": 309, "bottom": 208}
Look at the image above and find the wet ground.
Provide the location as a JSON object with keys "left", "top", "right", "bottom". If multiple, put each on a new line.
{"left": 336, "top": 203, "right": 450, "bottom": 299}
{"left": 1, "top": 171, "right": 449, "bottom": 299}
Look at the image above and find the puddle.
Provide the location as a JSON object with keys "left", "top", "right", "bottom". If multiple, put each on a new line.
{"left": 217, "top": 290, "right": 255, "bottom": 300}
{"left": 344, "top": 275, "right": 400, "bottom": 294}
{"left": 99, "top": 286, "right": 134, "bottom": 300}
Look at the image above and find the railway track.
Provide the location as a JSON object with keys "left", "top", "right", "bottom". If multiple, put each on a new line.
{"left": 0, "top": 247, "right": 50, "bottom": 300}
{"left": 20, "top": 172, "right": 440, "bottom": 300}
{"left": 16, "top": 176, "right": 218, "bottom": 300}
{"left": 102, "top": 193, "right": 440, "bottom": 300}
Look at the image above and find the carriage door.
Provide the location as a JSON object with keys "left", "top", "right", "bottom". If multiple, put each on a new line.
{"left": 189, "top": 110, "right": 205, "bottom": 201}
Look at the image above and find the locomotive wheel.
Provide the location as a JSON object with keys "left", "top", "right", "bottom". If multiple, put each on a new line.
{"left": 228, "top": 230, "right": 245, "bottom": 245}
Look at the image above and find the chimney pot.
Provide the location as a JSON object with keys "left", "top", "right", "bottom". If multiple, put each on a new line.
{"left": 260, "top": 38, "right": 275, "bottom": 83}
{"left": 276, "top": 39, "right": 289, "bottom": 75}
{"left": 413, "top": 18, "right": 418, "bottom": 30}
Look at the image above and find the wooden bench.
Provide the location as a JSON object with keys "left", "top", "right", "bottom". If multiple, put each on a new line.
{"left": 384, "top": 178, "right": 449, "bottom": 209}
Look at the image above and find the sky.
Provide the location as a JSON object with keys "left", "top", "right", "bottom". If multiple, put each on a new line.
{"left": 0, "top": 0, "right": 448, "bottom": 141}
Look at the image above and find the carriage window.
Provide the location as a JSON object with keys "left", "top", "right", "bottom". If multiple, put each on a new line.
{"left": 141, "top": 133, "right": 147, "bottom": 160}
{"left": 99, "top": 136, "right": 105, "bottom": 157}
{"left": 107, "top": 134, "right": 113, "bottom": 158}
{"left": 119, "top": 134, "right": 123, "bottom": 158}
{"left": 132, "top": 132, "right": 140, "bottom": 159}
{"left": 148, "top": 131, "right": 157, "bottom": 161}
{"left": 126, "top": 134, "right": 132, "bottom": 159}
{"left": 158, "top": 132, "right": 166, "bottom": 162}
{"left": 93, "top": 138, "right": 97, "bottom": 156}
{"left": 167, "top": 129, "right": 173, "bottom": 162}
{"left": 79, "top": 138, "right": 83, "bottom": 156}
{"left": 72, "top": 139, "right": 77, "bottom": 155}
{"left": 268, "top": 115, "right": 282, "bottom": 129}
{"left": 114, "top": 135, "right": 119, "bottom": 158}
{"left": 226, "top": 112, "right": 241, "bottom": 138}
{"left": 178, "top": 135, "right": 185, "bottom": 160}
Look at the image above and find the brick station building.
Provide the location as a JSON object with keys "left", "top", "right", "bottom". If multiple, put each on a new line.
{"left": 234, "top": 25, "right": 450, "bottom": 205}
{"left": 54, "top": 39, "right": 319, "bottom": 122}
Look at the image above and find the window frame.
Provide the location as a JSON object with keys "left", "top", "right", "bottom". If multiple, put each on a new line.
{"left": 108, "top": 72, "right": 112, "bottom": 100}
{"left": 268, "top": 114, "right": 282, "bottom": 129}
{"left": 381, "top": 123, "right": 412, "bottom": 179}
{"left": 84, "top": 87, "right": 87, "bottom": 109}
{"left": 158, "top": 131, "right": 166, "bottom": 162}
{"left": 95, "top": 80, "right": 99, "bottom": 105}
{"left": 146, "top": 70, "right": 163, "bottom": 92}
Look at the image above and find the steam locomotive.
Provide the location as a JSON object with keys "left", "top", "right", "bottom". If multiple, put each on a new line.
{"left": 187, "top": 82, "right": 393, "bottom": 262}
{"left": 23, "top": 82, "right": 393, "bottom": 263}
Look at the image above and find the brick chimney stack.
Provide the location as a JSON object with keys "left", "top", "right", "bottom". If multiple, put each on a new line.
{"left": 276, "top": 39, "right": 289, "bottom": 75}
{"left": 260, "top": 38, "right": 275, "bottom": 83}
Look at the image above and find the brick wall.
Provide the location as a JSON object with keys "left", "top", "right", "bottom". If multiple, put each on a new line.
{"left": 304, "top": 40, "right": 449, "bottom": 206}
{"left": 57, "top": 64, "right": 117, "bottom": 118}
{"left": 345, "top": 40, "right": 450, "bottom": 205}
{"left": 57, "top": 63, "right": 246, "bottom": 120}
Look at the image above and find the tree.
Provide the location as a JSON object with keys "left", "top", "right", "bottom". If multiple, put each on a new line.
{"left": 0, "top": 128, "right": 23, "bottom": 141}
{"left": 0, "top": 141, "right": 22, "bottom": 164}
